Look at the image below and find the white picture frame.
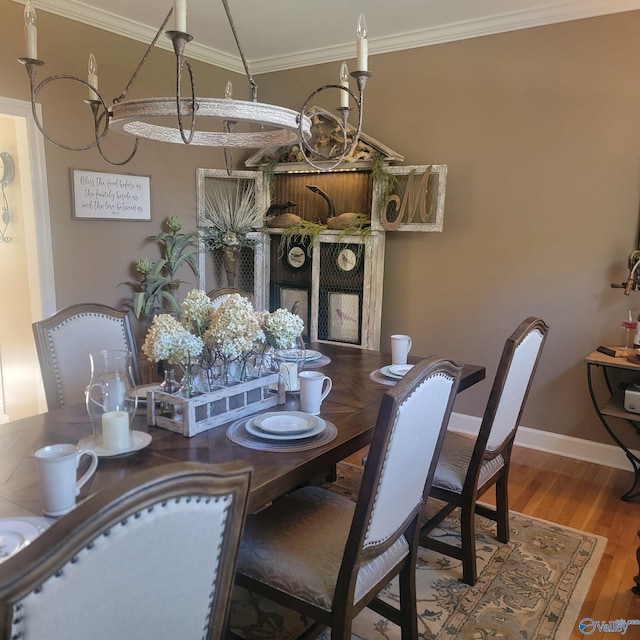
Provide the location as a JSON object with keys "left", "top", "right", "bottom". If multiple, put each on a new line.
{"left": 71, "top": 169, "right": 151, "bottom": 221}
{"left": 276, "top": 283, "right": 310, "bottom": 338}
{"left": 327, "top": 291, "right": 360, "bottom": 343}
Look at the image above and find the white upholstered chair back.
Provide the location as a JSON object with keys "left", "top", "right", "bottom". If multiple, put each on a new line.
{"left": 352, "top": 358, "right": 461, "bottom": 559}
{"left": 486, "top": 326, "right": 545, "bottom": 452}
{"left": 32, "top": 303, "right": 141, "bottom": 410}
{"left": 0, "top": 462, "right": 251, "bottom": 640}
{"left": 364, "top": 371, "right": 459, "bottom": 548}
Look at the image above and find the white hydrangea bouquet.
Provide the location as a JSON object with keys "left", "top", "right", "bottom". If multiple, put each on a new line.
{"left": 142, "top": 289, "right": 303, "bottom": 394}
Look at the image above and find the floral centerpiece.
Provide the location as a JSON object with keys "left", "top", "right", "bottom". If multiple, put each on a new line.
{"left": 141, "top": 290, "right": 303, "bottom": 395}
{"left": 200, "top": 180, "right": 264, "bottom": 287}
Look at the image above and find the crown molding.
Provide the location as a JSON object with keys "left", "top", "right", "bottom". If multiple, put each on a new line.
{"left": 13, "top": 0, "right": 640, "bottom": 75}
{"left": 253, "top": 0, "right": 640, "bottom": 72}
{"left": 15, "top": 0, "right": 243, "bottom": 73}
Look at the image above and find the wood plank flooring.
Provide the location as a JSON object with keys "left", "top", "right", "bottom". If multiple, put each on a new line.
{"left": 344, "top": 444, "right": 640, "bottom": 640}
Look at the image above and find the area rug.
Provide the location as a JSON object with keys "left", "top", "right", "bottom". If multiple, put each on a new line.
{"left": 228, "top": 463, "right": 607, "bottom": 640}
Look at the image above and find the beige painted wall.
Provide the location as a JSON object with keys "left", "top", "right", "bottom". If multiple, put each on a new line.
{"left": 2, "top": 0, "right": 639, "bottom": 448}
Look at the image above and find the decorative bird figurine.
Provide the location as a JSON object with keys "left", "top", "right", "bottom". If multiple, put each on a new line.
{"left": 305, "top": 184, "right": 370, "bottom": 229}
{"left": 265, "top": 201, "right": 303, "bottom": 228}
{"left": 306, "top": 185, "right": 335, "bottom": 219}
{"left": 266, "top": 201, "right": 298, "bottom": 217}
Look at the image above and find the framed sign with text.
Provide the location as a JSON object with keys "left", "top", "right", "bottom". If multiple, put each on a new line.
{"left": 71, "top": 169, "right": 151, "bottom": 221}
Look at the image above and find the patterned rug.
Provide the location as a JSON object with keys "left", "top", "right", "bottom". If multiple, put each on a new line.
{"left": 229, "top": 463, "right": 607, "bottom": 640}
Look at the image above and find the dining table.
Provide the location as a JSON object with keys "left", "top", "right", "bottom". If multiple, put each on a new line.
{"left": 0, "top": 343, "right": 485, "bottom": 521}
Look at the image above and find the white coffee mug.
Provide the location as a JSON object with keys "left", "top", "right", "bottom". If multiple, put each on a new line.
{"left": 391, "top": 334, "right": 412, "bottom": 365}
{"left": 33, "top": 444, "right": 99, "bottom": 516}
{"left": 299, "top": 371, "right": 332, "bottom": 415}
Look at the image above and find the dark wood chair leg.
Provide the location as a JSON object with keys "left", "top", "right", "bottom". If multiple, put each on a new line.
{"left": 633, "top": 530, "right": 640, "bottom": 595}
{"left": 398, "top": 562, "right": 418, "bottom": 640}
{"left": 460, "top": 502, "right": 478, "bottom": 586}
{"left": 495, "top": 474, "right": 510, "bottom": 543}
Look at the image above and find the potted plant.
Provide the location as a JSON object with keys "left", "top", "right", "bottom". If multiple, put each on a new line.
{"left": 120, "top": 215, "right": 199, "bottom": 320}
{"left": 199, "top": 180, "right": 264, "bottom": 287}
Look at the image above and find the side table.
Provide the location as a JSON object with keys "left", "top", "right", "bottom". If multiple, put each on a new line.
{"left": 585, "top": 350, "right": 640, "bottom": 501}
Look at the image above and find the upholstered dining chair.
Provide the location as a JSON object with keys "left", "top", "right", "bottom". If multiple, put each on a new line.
{"left": 207, "top": 287, "right": 254, "bottom": 309}
{"left": 32, "top": 302, "right": 142, "bottom": 410}
{"left": 0, "top": 461, "right": 251, "bottom": 640}
{"left": 420, "top": 316, "right": 549, "bottom": 585}
{"left": 234, "top": 356, "right": 463, "bottom": 639}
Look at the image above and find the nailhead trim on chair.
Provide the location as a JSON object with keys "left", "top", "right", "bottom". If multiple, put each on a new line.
{"left": 365, "top": 371, "right": 455, "bottom": 548}
{"left": 11, "top": 494, "right": 231, "bottom": 640}
{"left": 46, "top": 312, "right": 130, "bottom": 408}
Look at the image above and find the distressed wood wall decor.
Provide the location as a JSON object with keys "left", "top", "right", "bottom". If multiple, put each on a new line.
{"left": 373, "top": 165, "right": 447, "bottom": 233}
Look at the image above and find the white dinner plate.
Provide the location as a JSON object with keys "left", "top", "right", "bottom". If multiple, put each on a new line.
{"left": 278, "top": 349, "right": 322, "bottom": 362}
{"left": 389, "top": 364, "right": 414, "bottom": 377}
{"left": 78, "top": 431, "right": 152, "bottom": 458}
{"left": 245, "top": 417, "right": 326, "bottom": 441}
{"left": 379, "top": 365, "right": 403, "bottom": 380}
{"left": 0, "top": 520, "right": 40, "bottom": 562}
{"left": 253, "top": 411, "right": 318, "bottom": 435}
{"left": 128, "top": 384, "right": 162, "bottom": 405}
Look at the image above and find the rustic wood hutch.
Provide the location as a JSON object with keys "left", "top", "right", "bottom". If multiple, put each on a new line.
{"left": 197, "top": 131, "right": 446, "bottom": 351}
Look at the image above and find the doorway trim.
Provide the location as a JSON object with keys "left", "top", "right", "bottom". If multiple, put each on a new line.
{"left": 0, "top": 96, "right": 55, "bottom": 318}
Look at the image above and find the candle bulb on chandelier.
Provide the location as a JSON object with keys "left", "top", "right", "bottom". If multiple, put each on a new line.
{"left": 339, "top": 62, "right": 349, "bottom": 108}
{"left": 24, "top": 0, "right": 37, "bottom": 60}
{"left": 174, "top": 0, "right": 187, "bottom": 32}
{"left": 225, "top": 80, "right": 233, "bottom": 99}
{"left": 87, "top": 53, "right": 99, "bottom": 101}
{"left": 356, "top": 12, "right": 368, "bottom": 72}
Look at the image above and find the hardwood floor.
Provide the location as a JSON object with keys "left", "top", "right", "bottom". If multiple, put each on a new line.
{"left": 344, "top": 444, "right": 640, "bottom": 640}
{"left": 505, "top": 447, "right": 640, "bottom": 640}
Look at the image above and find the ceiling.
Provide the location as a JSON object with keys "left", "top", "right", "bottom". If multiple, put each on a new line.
{"left": 24, "top": 0, "right": 640, "bottom": 74}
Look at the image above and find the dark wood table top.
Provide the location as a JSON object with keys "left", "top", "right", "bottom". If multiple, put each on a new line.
{"left": 0, "top": 343, "right": 485, "bottom": 517}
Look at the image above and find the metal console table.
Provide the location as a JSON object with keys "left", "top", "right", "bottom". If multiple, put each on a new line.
{"left": 585, "top": 350, "right": 640, "bottom": 501}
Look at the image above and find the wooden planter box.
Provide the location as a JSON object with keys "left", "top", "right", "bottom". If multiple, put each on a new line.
{"left": 147, "top": 372, "right": 285, "bottom": 437}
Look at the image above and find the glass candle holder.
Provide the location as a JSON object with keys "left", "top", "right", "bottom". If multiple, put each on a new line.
{"left": 85, "top": 349, "right": 138, "bottom": 451}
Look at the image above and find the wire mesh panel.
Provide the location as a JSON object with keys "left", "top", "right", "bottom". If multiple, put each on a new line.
{"left": 269, "top": 234, "right": 312, "bottom": 339}
{"left": 318, "top": 243, "right": 365, "bottom": 345}
{"left": 196, "top": 169, "right": 269, "bottom": 304}
{"left": 206, "top": 246, "right": 256, "bottom": 294}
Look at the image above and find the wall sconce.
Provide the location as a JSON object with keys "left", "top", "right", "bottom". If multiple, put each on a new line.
{"left": 611, "top": 249, "right": 640, "bottom": 294}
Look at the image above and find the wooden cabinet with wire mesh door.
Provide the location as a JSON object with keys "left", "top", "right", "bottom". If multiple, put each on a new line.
{"left": 196, "top": 167, "right": 384, "bottom": 349}
{"left": 196, "top": 164, "right": 446, "bottom": 351}
{"left": 265, "top": 167, "right": 384, "bottom": 350}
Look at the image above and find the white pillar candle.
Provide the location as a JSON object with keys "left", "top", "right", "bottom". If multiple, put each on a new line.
{"left": 356, "top": 13, "right": 368, "bottom": 72}
{"left": 102, "top": 410, "right": 130, "bottom": 452}
{"left": 339, "top": 62, "right": 349, "bottom": 108}
{"left": 24, "top": 0, "right": 37, "bottom": 59}
{"left": 279, "top": 362, "right": 298, "bottom": 391}
{"left": 174, "top": 0, "right": 187, "bottom": 32}
{"left": 87, "top": 53, "right": 99, "bottom": 101}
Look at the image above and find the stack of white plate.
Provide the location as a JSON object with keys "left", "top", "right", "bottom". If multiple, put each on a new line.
{"left": 278, "top": 350, "right": 323, "bottom": 363}
{"left": 379, "top": 364, "right": 414, "bottom": 381}
{"left": 0, "top": 518, "right": 52, "bottom": 563}
{"left": 244, "top": 411, "right": 326, "bottom": 441}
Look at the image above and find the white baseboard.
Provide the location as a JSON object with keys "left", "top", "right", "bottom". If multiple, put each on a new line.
{"left": 449, "top": 412, "right": 640, "bottom": 472}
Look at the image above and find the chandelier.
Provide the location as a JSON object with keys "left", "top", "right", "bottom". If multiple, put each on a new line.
{"left": 18, "top": 0, "right": 372, "bottom": 171}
